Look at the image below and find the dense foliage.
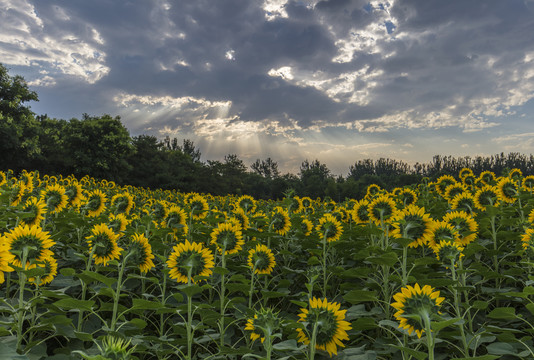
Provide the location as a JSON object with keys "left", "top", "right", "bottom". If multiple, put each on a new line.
{"left": 4, "top": 64, "right": 534, "bottom": 201}
{"left": 2, "top": 168, "right": 534, "bottom": 359}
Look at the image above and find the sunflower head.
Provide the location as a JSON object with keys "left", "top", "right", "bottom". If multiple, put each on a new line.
{"left": 41, "top": 184, "right": 69, "bottom": 214}
{"left": 479, "top": 171, "right": 496, "bottom": 185}
{"left": 390, "top": 205, "right": 433, "bottom": 248}
{"left": 111, "top": 193, "right": 135, "bottom": 214}
{"left": 368, "top": 195, "right": 397, "bottom": 225}
{"left": 210, "top": 222, "right": 244, "bottom": 255}
{"left": 232, "top": 208, "right": 250, "bottom": 230}
{"left": 426, "top": 221, "right": 460, "bottom": 248}
{"left": 474, "top": 185, "right": 500, "bottom": 211}
{"left": 508, "top": 168, "right": 523, "bottom": 182}
{"left": 10, "top": 181, "right": 27, "bottom": 207}
{"left": 300, "top": 216, "right": 314, "bottom": 236}
{"left": 450, "top": 192, "right": 476, "bottom": 215}
{"left": 245, "top": 307, "right": 281, "bottom": 344}
{"left": 366, "top": 184, "right": 383, "bottom": 198}
{"left": 100, "top": 335, "right": 136, "bottom": 360}
{"left": 20, "top": 197, "right": 47, "bottom": 227}
{"left": 108, "top": 213, "right": 130, "bottom": 232}
{"left": 442, "top": 211, "right": 478, "bottom": 246}
{"left": 247, "top": 244, "right": 276, "bottom": 275}
{"left": 65, "top": 183, "right": 84, "bottom": 207}
{"left": 316, "top": 213, "right": 343, "bottom": 242}
{"left": 391, "top": 284, "right": 445, "bottom": 338}
{"left": 296, "top": 297, "right": 352, "bottom": 357}
{"left": 301, "top": 196, "right": 313, "bottom": 210}
{"left": 166, "top": 240, "right": 215, "bottom": 283}
{"left": 189, "top": 194, "right": 209, "bottom": 220}
{"left": 0, "top": 241, "right": 14, "bottom": 283}
{"left": 522, "top": 175, "right": 534, "bottom": 192}
{"left": 27, "top": 256, "right": 58, "bottom": 286}
{"left": 270, "top": 207, "right": 291, "bottom": 236}
{"left": 521, "top": 228, "right": 534, "bottom": 252}
{"left": 236, "top": 195, "right": 257, "bottom": 214}
{"left": 128, "top": 233, "right": 155, "bottom": 273}
{"left": 84, "top": 190, "right": 108, "bottom": 217}
{"left": 86, "top": 223, "right": 122, "bottom": 266}
{"left": 432, "top": 240, "right": 464, "bottom": 265}
{"left": 352, "top": 199, "right": 370, "bottom": 224}
{"left": 396, "top": 188, "right": 418, "bottom": 208}
{"left": 497, "top": 177, "right": 518, "bottom": 204}
{"left": 435, "top": 175, "right": 457, "bottom": 196}
{"left": 459, "top": 168, "right": 474, "bottom": 180}
{"left": 444, "top": 183, "right": 468, "bottom": 202}
{"left": 3, "top": 224, "right": 55, "bottom": 268}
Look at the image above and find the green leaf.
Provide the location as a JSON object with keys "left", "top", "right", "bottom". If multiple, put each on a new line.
{"left": 343, "top": 290, "right": 378, "bottom": 304}
{"left": 456, "top": 356, "right": 500, "bottom": 360}
{"left": 59, "top": 268, "right": 76, "bottom": 276}
{"left": 351, "top": 317, "right": 377, "bottom": 331}
{"left": 74, "top": 331, "right": 93, "bottom": 341}
{"left": 526, "top": 303, "right": 534, "bottom": 316}
{"left": 177, "top": 284, "right": 203, "bottom": 297}
{"left": 486, "top": 342, "right": 517, "bottom": 355}
{"left": 390, "top": 345, "right": 427, "bottom": 360}
{"left": 431, "top": 317, "right": 461, "bottom": 332}
{"left": 472, "top": 300, "right": 489, "bottom": 310}
{"left": 131, "top": 299, "right": 164, "bottom": 310}
{"left": 213, "top": 266, "right": 230, "bottom": 275}
{"left": 487, "top": 307, "right": 516, "bottom": 320}
{"left": 53, "top": 298, "right": 95, "bottom": 311}
{"left": 366, "top": 252, "right": 398, "bottom": 266}
{"left": 77, "top": 270, "right": 117, "bottom": 287}
{"left": 272, "top": 339, "right": 300, "bottom": 351}
{"left": 128, "top": 318, "right": 147, "bottom": 329}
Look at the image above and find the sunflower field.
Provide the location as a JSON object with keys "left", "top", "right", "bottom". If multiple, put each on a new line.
{"left": 2, "top": 168, "right": 534, "bottom": 360}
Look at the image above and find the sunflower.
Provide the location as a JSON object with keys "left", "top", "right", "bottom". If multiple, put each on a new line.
{"left": 497, "top": 177, "right": 518, "bottom": 204}
{"left": 390, "top": 205, "right": 433, "bottom": 248}
{"left": 28, "top": 256, "right": 58, "bottom": 286}
{"left": 300, "top": 216, "right": 314, "bottom": 236}
{"left": 3, "top": 224, "right": 55, "bottom": 268}
{"left": 432, "top": 240, "right": 464, "bottom": 264}
{"left": 232, "top": 208, "right": 250, "bottom": 230}
{"left": 236, "top": 195, "right": 257, "bottom": 214}
{"left": 0, "top": 171, "right": 6, "bottom": 187}
{"left": 442, "top": 211, "right": 478, "bottom": 246}
{"left": 19, "top": 172, "right": 34, "bottom": 193}
{"left": 40, "top": 183, "right": 68, "bottom": 214}
{"left": 509, "top": 168, "right": 523, "bottom": 181}
{"left": 86, "top": 223, "right": 123, "bottom": 266}
{"left": 521, "top": 228, "right": 534, "bottom": 251}
{"left": 10, "top": 181, "right": 27, "bottom": 207}
{"left": 368, "top": 195, "right": 397, "bottom": 225}
{"left": 426, "top": 221, "right": 460, "bottom": 249}
{"left": 20, "top": 197, "right": 47, "bottom": 227}
{"left": 435, "top": 175, "right": 457, "bottom": 196}
{"left": 366, "top": 184, "right": 383, "bottom": 198}
{"left": 128, "top": 233, "right": 155, "bottom": 273}
{"left": 247, "top": 244, "right": 276, "bottom": 275}
{"left": 522, "top": 175, "right": 534, "bottom": 192}
{"left": 478, "top": 171, "right": 496, "bottom": 185}
{"left": 167, "top": 240, "right": 215, "bottom": 283}
{"left": 108, "top": 213, "right": 130, "bottom": 232}
{"left": 301, "top": 196, "right": 313, "bottom": 210}
{"left": 163, "top": 205, "right": 188, "bottom": 236}
{"left": 65, "top": 182, "right": 84, "bottom": 207}
{"left": 316, "top": 213, "right": 343, "bottom": 243}
{"left": 245, "top": 315, "right": 265, "bottom": 343}
{"left": 84, "top": 189, "right": 108, "bottom": 217}
{"left": 352, "top": 199, "right": 370, "bottom": 224}
{"left": 150, "top": 200, "right": 168, "bottom": 222}
{"left": 270, "top": 206, "right": 291, "bottom": 236}
{"left": 396, "top": 188, "right": 418, "bottom": 208}
{"left": 459, "top": 168, "right": 474, "bottom": 180}
{"left": 210, "top": 222, "right": 244, "bottom": 255}
{"left": 462, "top": 174, "right": 477, "bottom": 187}
{"left": 245, "top": 308, "right": 281, "bottom": 344}
{"left": 450, "top": 192, "right": 476, "bottom": 215}
{"left": 391, "top": 283, "right": 445, "bottom": 338}
{"left": 444, "top": 183, "right": 468, "bottom": 202}
{"left": 474, "top": 185, "right": 500, "bottom": 211}
{"left": 289, "top": 196, "right": 304, "bottom": 214}
{"left": 111, "top": 193, "right": 135, "bottom": 214}
{"left": 296, "top": 297, "right": 352, "bottom": 357}
{"left": 0, "top": 240, "right": 14, "bottom": 283}
{"left": 189, "top": 194, "right": 209, "bottom": 220}
{"left": 528, "top": 209, "right": 534, "bottom": 224}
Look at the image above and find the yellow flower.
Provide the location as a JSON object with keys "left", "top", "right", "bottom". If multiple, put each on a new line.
{"left": 444, "top": 183, "right": 468, "bottom": 202}
{"left": 84, "top": 189, "right": 108, "bottom": 217}
{"left": 442, "top": 211, "right": 478, "bottom": 246}
{"left": 426, "top": 221, "right": 460, "bottom": 249}
{"left": 459, "top": 168, "right": 474, "bottom": 180}
{"left": 0, "top": 239, "right": 14, "bottom": 283}
{"left": 435, "top": 175, "right": 457, "bottom": 196}
{"left": 128, "top": 233, "right": 155, "bottom": 273}
{"left": 391, "top": 284, "right": 445, "bottom": 338}
{"left": 111, "top": 193, "right": 135, "bottom": 214}
{"left": 300, "top": 216, "right": 313, "bottom": 236}
{"left": 167, "top": 240, "right": 215, "bottom": 283}
{"left": 478, "top": 171, "right": 496, "bottom": 185}
{"left": 521, "top": 175, "right": 534, "bottom": 192}
{"left": 86, "top": 224, "right": 123, "bottom": 266}
{"left": 163, "top": 205, "right": 189, "bottom": 237}
{"left": 210, "top": 222, "right": 244, "bottom": 255}
{"left": 3, "top": 224, "right": 55, "bottom": 268}
{"left": 245, "top": 315, "right": 265, "bottom": 343}
{"left": 496, "top": 177, "right": 518, "bottom": 204}
{"left": 390, "top": 205, "right": 433, "bottom": 248}
{"left": 396, "top": 188, "right": 418, "bottom": 207}
{"left": 432, "top": 240, "right": 464, "bottom": 263}
{"left": 352, "top": 199, "right": 370, "bottom": 224}
{"left": 270, "top": 206, "right": 291, "bottom": 236}
{"left": 521, "top": 228, "right": 534, "bottom": 251}
{"left": 40, "top": 184, "right": 69, "bottom": 214}
{"left": 236, "top": 195, "right": 257, "bottom": 214}
{"left": 368, "top": 195, "right": 397, "bottom": 225}
{"left": 108, "top": 213, "right": 130, "bottom": 232}
{"left": 247, "top": 244, "right": 276, "bottom": 275}
{"left": 232, "top": 208, "right": 250, "bottom": 231}
{"left": 28, "top": 256, "right": 58, "bottom": 285}
{"left": 10, "top": 181, "right": 27, "bottom": 207}
{"left": 450, "top": 192, "right": 476, "bottom": 215}
{"left": 188, "top": 194, "right": 209, "bottom": 220}
{"left": 296, "top": 297, "right": 352, "bottom": 357}
{"left": 65, "top": 182, "right": 84, "bottom": 207}
{"left": 474, "top": 185, "right": 500, "bottom": 211}
{"left": 316, "top": 213, "right": 343, "bottom": 242}
{"left": 20, "top": 197, "right": 47, "bottom": 227}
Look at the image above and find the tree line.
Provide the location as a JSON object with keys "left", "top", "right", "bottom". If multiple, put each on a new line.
{"left": 2, "top": 63, "right": 534, "bottom": 200}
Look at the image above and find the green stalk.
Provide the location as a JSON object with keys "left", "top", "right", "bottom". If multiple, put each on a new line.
{"left": 458, "top": 259, "right": 473, "bottom": 333}
{"left": 422, "top": 311, "right": 434, "bottom": 360}
{"left": 187, "top": 266, "right": 193, "bottom": 360}
{"left": 110, "top": 253, "right": 130, "bottom": 332}
{"left": 322, "top": 232, "right": 328, "bottom": 298}
{"left": 77, "top": 245, "right": 96, "bottom": 332}
{"left": 16, "top": 247, "right": 29, "bottom": 354}
{"left": 159, "top": 266, "right": 168, "bottom": 337}
{"left": 308, "top": 320, "right": 319, "bottom": 360}
{"left": 219, "top": 248, "right": 227, "bottom": 348}
{"left": 249, "top": 265, "right": 256, "bottom": 309}
{"left": 450, "top": 260, "right": 469, "bottom": 357}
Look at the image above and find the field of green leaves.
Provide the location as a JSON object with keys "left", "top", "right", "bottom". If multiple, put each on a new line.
{"left": 2, "top": 168, "right": 534, "bottom": 360}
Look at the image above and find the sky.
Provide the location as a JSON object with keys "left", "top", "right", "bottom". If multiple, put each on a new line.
{"left": 2, "top": 0, "right": 534, "bottom": 175}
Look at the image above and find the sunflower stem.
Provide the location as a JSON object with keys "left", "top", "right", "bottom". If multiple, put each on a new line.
{"left": 249, "top": 265, "right": 256, "bottom": 309}
{"left": 159, "top": 265, "right": 168, "bottom": 337}
{"left": 16, "top": 247, "right": 29, "bottom": 354}
{"left": 77, "top": 245, "right": 96, "bottom": 332}
{"left": 308, "top": 320, "right": 319, "bottom": 360}
{"left": 450, "top": 259, "right": 469, "bottom": 357}
{"left": 219, "top": 248, "right": 227, "bottom": 348}
{"left": 187, "top": 266, "right": 193, "bottom": 360}
{"left": 322, "top": 232, "right": 328, "bottom": 298}
{"left": 110, "top": 252, "right": 130, "bottom": 332}
{"left": 422, "top": 311, "right": 434, "bottom": 360}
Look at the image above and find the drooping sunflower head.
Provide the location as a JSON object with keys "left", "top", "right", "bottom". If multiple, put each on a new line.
{"left": 188, "top": 194, "right": 209, "bottom": 220}
{"left": 86, "top": 223, "right": 122, "bottom": 266}
{"left": 111, "top": 193, "right": 135, "bottom": 215}
{"left": 20, "top": 197, "right": 47, "bottom": 227}
{"left": 426, "top": 221, "right": 460, "bottom": 249}
{"left": 301, "top": 196, "right": 313, "bottom": 210}
{"left": 166, "top": 240, "right": 215, "bottom": 283}
{"left": 0, "top": 239, "right": 14, "bottom": 283}
{"left": 432, "top": 240, "right": 464, "bottom": 264}
{"left": 28, "top": 255, "right": 58, "bottom": 286}
{"left": 396, "top": 188, "right": 418, "bottom": 208}
{"left": 316, "top": 213, "right": 343, "bottom": 242}
{"left": 497, "top": 177, "right": 518, "bottom": 204}
{"left": 84, "top": 189, "right": 108, "bottom": 218}
{"left": 65, "top": 182, "right": 84, "bottom": 207}
{"left": 352, "top": 199, "right": 370, "bottom": 224}
{"left": 444, "top": 183, "right": 468, "bottom": 202}
{"left": 300, "top": 216, "right": 314, "bottom": 236}
{"left": 163, "top": 205, "right": 188, "bottom": 235}
{"left": 10, "top": 181, "right": 27, "bottom": 207}
{"left": 368, "top": 195, "right": 397, "bottom": 225}
{"left": 150, "top": 200, "right": 169, "bottom": 222}
{"left": 459, "top": 168, "right": 474, "bottom": 180}
{"left": 435, "top": 175, "right": 457, "bottom": 196}
{"left": 245, "top": 308, "right": 281, "bottom": 343}
{"left": 232, "top": 208, "right": 250, "bottom": 230}
{"left": 236, "top": 195, "right": 257, "bottom": 214}
{"left": 288, "top": 196, "right": 304, "bottom": 214}
{"left": 390, "top": 205, "right": 433, "bottom": 248}
{"left": 128, "top": 233, "right": 155, "bottom": 273}
{"left": 462, "top": 174, "right": 477, "bottom": 187}
{"left": 40, "top": 184, "right": 69, "bottom": 214}
{"left": 391, "top": 284, "right": 445, "bottom": 338}
{"left": 210, "top": 222, "right": 244, "bottom": 255}
{"left": 3, "top": 224, "right": 55, "bottom": 268}
{"left": 522, "top": 175, "right": 534, "bottom": 192}
{"left": 108, "top": 213, "right": 130, "bottom": 233}
{"left": 0, "top": 171, "right": 7, "bottom": 187}
{"left": 450, "top": 192, "right": 476, "bottom": 215}
{"left": 442, "top": 211, "right": 478, "bottom": 246}
{"left": 366, "top": 184, "right": 383, "bottom": 198}
{"left": 247, "top": 244, "right": 276, "bottom": 275}
{"left": 270, "top": 206, "right": 291, "bottom": 236}
{"left": 474, "top": 185, "right": 500, "bottom": 211}
{"left": 479, "top": 170, "right": 496, "bottom": 185}
{"left": 296, "top": 297, "right": 352, "bottom": 357}
{"left": 508, "top": 168, "right": 523, "bottom": 182}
